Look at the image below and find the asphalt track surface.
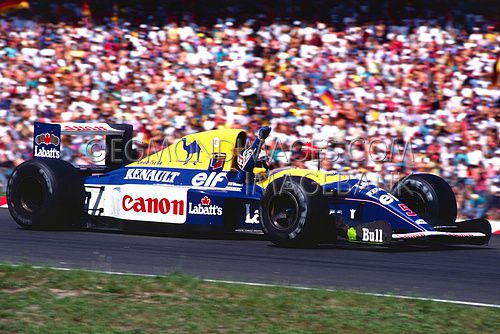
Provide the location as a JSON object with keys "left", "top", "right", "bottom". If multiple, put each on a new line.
{"left": 0, "top": 210, "right": 499, "bottom": 305}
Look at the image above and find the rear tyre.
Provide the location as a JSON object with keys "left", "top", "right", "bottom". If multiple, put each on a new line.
{"left": 260, "top": 177, "right": 326, "bottom": 247}
{"left": 7, "top": 159, "right": 85, "bottom": 229}
{"left": 391, "top": 173, "right": 457, "bottom": 227}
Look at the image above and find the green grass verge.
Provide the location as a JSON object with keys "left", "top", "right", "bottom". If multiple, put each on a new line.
{"left": 0, "top": 265, "right": 498, "bottom": 334}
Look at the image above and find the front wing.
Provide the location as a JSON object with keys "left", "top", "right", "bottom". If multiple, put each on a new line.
{"left": 392, "top": 219, "right": 492, "bottom": 245}
{"left": 336, "top": 219, "right": 491, "bottom": 246}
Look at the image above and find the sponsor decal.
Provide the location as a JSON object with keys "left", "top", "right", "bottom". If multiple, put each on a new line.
{"left": 225, "top": 182, "right": 244, "bottom": 191}
{"left": 366, "top": 187, "right": 384, "bottom": 198}
{"left": 237, "top": 147, "right": 254, "bottom": 169}
{"left": 136, "top": 160, "right": 163, "bottom": 166}
{"left": 328, "top": 208, "right": 356, "bottom": 219}
{"left": 191, "top": 172, "right": 228, "bottom": 187}
{"left": 365, "top": 187, "right": 398, "bottom": 205}
{"left": 445, "top": 232, "right": 483, "bottom": 237}
{"left": 245, "top": 204, "right": 260, "bottom": 224}
{"left": 394, "top": 232, "right": 484, "bottom": 239}
{"left": 379, "top": 193, "right": 397, "bottom": 205}
{"left": 64, "top": 125, "right": 108, "bottom": 132}
{"left": 415, "top": 219, "right": 428, "bottom": 225}
{"left": 33, "top": 122, "right": 61, "bottom": 159}
{"left": 188, "top": 196, "right": 222, "bottom": 216}
{"left": 35, "top": 133, "right": 60, "bottom": 146}
{"left": 122, "top": 195, "right": 184, "bottom": 215}
{"left": 356, "top": 181, "right": 371, "bottom": 189}
{"left": 209, "top": 153, "right": 226, "bottom": 171}
{"left": 112, "top": 185, "right": 188, "bottom": 224}
{"left": 362, "top": 228, "right": 383, "bottom": 243}
{"left": 34, "top": 146, "right": 61, "bottom": 159}
{"left": 347, "top": 227, "right": 357, "bottom": 241}
{"left": 181, "top": 138, "right": 201, "bottom": 164}
{"left": 394, "top": 232, "right": 427, "bottom": 239}
{"left": 124, "top": 168, "right": 180, "bottom": 183}
{"left": 398, "top": 203, "right": 417, "bottom": 216}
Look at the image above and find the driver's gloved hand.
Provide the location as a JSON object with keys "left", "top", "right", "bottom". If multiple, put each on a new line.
{"left": 258, "top": 126, "right": 271, "bottom": 140}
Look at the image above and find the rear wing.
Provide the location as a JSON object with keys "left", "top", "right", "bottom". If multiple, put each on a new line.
{"left": 33, "top": 122, "right": 134, "bottom": 172}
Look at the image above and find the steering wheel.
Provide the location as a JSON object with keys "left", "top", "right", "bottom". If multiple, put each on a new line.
{"left": 255, "top": 157, "right": 269, "bottom": 170}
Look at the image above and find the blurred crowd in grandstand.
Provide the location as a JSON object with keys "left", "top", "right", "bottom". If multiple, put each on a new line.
{"left": 0, "top": 1, "right": 498, "bottom": 219}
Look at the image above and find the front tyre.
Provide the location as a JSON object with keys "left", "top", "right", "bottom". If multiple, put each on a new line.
{"left": 260, "top": 177, "right": 326, "bottom": 247}
{"left": 7, "top": 159, "right": 85, "bottom": 229}
{"left": 391, "top": 173, "right": 457, "bottom": 227}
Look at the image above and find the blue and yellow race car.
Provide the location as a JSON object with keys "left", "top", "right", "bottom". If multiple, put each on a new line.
{"left": 7, "top": 122, "right": 492, "bottom": 247}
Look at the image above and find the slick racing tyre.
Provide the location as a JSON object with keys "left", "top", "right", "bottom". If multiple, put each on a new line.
{"left": 260, "top": 177, "right": 326, "bottom": 247}
{"left": 7, "top": 159, "right": 85, "bottom": 229}
{"left": 391, "top": 173, "right": 457, "bottom": 227}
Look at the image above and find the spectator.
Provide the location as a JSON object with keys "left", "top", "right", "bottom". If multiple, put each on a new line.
{"left": 0, "top": 3, "right": 498, "bottom": 218}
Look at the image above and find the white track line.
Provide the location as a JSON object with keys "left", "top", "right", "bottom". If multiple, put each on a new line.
{"left": 3, "top": 264, "right": 499, "bottom": 309}
{"left": 203, "top": 279, "right": 500, "bottom": 308}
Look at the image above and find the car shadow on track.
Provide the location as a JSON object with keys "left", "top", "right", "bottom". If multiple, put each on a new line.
{"left": 80, "top": 228, "right": 269, "bottom": 242}
{"left": 14, "top": 226, "right": 495, "bottom": 253}
{"left": 312, "top": 243, "right": 493, "bottom": 253}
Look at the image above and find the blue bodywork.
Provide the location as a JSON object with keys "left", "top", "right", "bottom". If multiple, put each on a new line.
{"left": 324, "top": 179, "right": 430, "bottom": 233}
{"left": 84, "top": 165, "right": 432, "bottom": 235}
{"left": 84, "top": 167, "right": 263, "bottom": 231}
{"left": 24, "top": 122, "right": 489, "bottom": 245}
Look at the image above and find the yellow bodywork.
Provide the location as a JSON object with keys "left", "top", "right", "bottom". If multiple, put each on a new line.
{"left": 129, "top": 128, "right": 348, "bottom": 187}
{"left": 128, "top": 129, "right": 245, "bottom": 171}
{"left": 258, "top": 168, "right": 350, "bottom": 188}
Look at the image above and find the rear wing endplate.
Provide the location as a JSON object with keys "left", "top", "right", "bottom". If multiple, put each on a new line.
{"left": 33, "top": 122, "right": 134, "bottom": 172}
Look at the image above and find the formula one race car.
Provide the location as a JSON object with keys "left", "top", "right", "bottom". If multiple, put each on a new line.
{"left": 7, "top": 122, "right": 492, "bottom": 247}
